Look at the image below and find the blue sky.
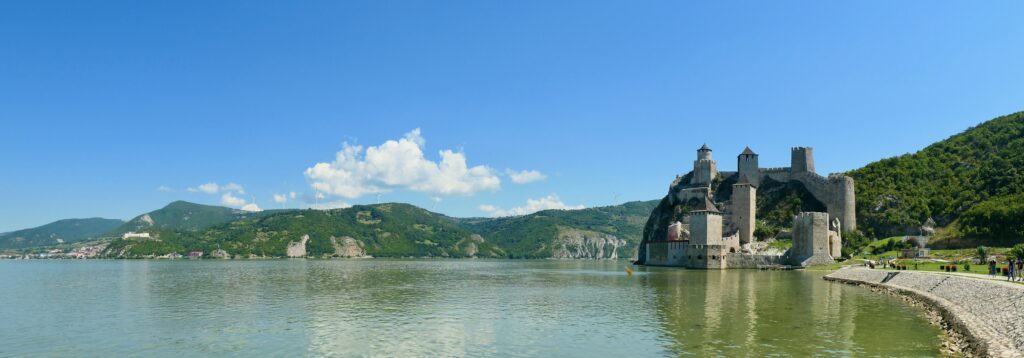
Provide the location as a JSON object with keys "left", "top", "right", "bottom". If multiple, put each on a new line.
{"left": 2, "top": 1, "right": 1023, "bottom": 232}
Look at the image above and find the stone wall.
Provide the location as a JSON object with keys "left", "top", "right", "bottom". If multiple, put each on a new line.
{"left": 645, "top": 241, "right": 687, "bottom": 266}
{"left": 724, "top": 253, "right": 786, "bottom": 268}
{"left": 791, "top": 212, "right": 834, "bottom": 266}
{"left": 825, "top": 268, "right": 1024, "bottom": 357}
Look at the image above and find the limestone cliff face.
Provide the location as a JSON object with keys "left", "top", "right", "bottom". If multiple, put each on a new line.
{"left": 550, "top": 227, "right": 627, "bottom": 259}
{"left": 330, "top": 236, "right": 368, "bottom": 258}
{"left": 286, "top": 234, "right": 309, "bottom": 258}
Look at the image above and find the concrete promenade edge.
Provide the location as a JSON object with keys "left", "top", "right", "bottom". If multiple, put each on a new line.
{"left": 825, "top": 267, "right": 1024, "bottom": 358}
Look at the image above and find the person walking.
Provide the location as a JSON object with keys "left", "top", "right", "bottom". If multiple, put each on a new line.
{"left": 1009, "top": 258, "right": 1016, "bottom": 281}
{"left": 990, "top": 259, "right": 998, "bottom": 277}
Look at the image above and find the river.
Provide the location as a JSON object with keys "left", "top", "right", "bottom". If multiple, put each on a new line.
{"left": 0, "top": 259, "right": 940, "bottom": 356}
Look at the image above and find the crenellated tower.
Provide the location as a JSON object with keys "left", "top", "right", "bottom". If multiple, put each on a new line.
{"left": 791, "top": 147, "right": 815, "bottom": 174}
{"left": 732, "top": 175, "right": 756, "bottom": 245}
{"left": 691, "top": 144, "right": 718, "bottom": 185}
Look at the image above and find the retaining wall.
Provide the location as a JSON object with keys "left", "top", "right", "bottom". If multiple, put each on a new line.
{"left": 826, "top": 268, "right": 1024, "bottom": 357}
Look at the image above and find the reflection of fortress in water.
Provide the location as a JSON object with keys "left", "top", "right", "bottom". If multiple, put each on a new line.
{"left": 637, "top": 144, "right": 855, "bottom": 268}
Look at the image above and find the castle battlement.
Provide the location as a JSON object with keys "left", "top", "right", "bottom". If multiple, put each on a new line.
{"left": 640, "top": 144, "right": 854, "bottom": 268}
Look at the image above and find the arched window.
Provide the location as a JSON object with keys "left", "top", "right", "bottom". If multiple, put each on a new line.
{"left": 730, "top": 247, "right": 736, "bottom": 253}
{"left": 697, "top": 254, "right": 703, "bottom": 260}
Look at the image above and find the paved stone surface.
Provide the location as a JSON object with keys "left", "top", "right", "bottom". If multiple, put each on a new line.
{"left": 827, "top": 267, "right": 1024, "bottom": 357}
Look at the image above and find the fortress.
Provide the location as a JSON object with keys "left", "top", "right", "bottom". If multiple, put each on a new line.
{"left": 638, "top": 144, "right": 854, "bottom": 268}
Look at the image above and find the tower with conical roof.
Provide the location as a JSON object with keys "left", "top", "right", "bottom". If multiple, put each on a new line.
{"left": 691, "top": 144, "right": 718, "bottom": 185}
{"left": 737, "top": 146, "right": 759, "bottom": 187}
{"left": 687, "top": 195, "right": 723, "bottom": 246}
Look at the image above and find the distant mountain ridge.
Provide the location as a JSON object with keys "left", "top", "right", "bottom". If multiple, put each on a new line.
{"left": 101, "top": 200, "right": 658, "bottom": 259}
{"left": 0, "top": 218, "right": 124, "bottom": 249}
{"left": 109, "top": 200, "right": 282, "bottom": 236}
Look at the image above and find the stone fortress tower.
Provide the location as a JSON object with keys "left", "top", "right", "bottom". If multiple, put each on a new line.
{"left": 640, "top": 143, "right": 856, "bottom": 269}
{"left": 691, "top": 144, "right": 718, "bottom": 185}
{"left": 732, "top": 174, "right": 756, "bottom": 245}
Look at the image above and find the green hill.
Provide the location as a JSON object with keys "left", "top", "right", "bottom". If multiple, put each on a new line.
{"left": 849, "top": 111, "right": 1024, "bottom": 247}
{"left": 458, "top": 200, "right": 658, "bottom": 258}
{"left": 109, "top": 200, "right": 283, "bottom": 236}
{"left": 0, "top": 218, "right": 124, "bottom": 249}
{"left": 102, "top": 200, "right": 658, "bottom": 259}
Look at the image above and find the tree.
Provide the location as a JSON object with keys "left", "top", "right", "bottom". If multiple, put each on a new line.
{"left": 977, "top": 245, "right": 988, "bottom": 263}
{"left": 1010, "top": 244, "right": 1024, "bottom": 261}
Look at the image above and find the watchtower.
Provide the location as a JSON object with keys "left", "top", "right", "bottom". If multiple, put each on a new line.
{"left": 691, "top": 144, "right": 718, "bottom": 185}
{"left": 791, "top": 147, "right": 815, "bottom": 174}
{"left": 737, "top": 146, "right": 759, "bottom": 187}
{"left": 732, "top": 175, "right": 756, "bottom": 245}
{"left": 687, "top": 196, "right": 722, "bottom": 246}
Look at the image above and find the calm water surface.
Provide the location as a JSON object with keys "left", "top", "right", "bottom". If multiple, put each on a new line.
{"left": 0, "top": 260, "right": 940, "bottom": 357}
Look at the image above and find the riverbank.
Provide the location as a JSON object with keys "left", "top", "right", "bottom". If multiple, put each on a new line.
{"left": 825, "top": 267, "right": 1024, "bottom": 357}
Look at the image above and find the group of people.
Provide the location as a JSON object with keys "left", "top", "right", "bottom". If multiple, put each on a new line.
{"left": 988, "top": 258, "right": 1024, "bottom": 281}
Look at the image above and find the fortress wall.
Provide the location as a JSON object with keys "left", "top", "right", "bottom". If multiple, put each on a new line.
{"left": 790, "top": 172, "right": 857, "bottom": 231}
{"left": 724, "top": 253, "right": 786, "bottom": 268}
{"left": 825, "top": 268, "right": 1024, "bottom": 357}
{"left": 644, "top": 241, "right": 687, "bottom": 266}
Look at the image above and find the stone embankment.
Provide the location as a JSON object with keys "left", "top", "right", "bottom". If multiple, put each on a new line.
{"left": 826, "top": 268, "right": 1024, "bottom": 357}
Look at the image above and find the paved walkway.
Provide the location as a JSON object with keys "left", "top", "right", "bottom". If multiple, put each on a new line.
{"left": 827, "top": 267, "right": 1024, "bottom": 357}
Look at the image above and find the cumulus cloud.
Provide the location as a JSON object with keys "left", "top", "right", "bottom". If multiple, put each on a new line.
{"left": 240, "top": 203, "right": 262, "bottom": 212}
{"left": 273, "top": 194, "right": 288, "bottom": 204}
{"left": 478, "top": 194, "right": 585, "bottom": 217}
{"left": 506, "top": 169, "right": 547, "bottom": 184}
{"left": 222, "top": 182, "right": 245, "bottom": 194}
{"left": 188, "top": 182, "right": 245, "bottom": 195}
{"left": 304, "top": 128, "right": 501, "bottom": 199}
{"left": 221, "top": 192, "right": 247, "bottom": 207}
{"left": 308, "top": 201, "right": 352, "bottom": 210}
{"left": 157, "top": 186, "right": 174, "bottom": 192}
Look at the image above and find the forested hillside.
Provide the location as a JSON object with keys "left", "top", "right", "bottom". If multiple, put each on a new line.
{"left": 848, "top": 111, "right": 1024, "bottom": 245}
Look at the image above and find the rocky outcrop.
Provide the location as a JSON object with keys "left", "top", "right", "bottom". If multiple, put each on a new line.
{"left": 330, "top": 236, "right": 367, "bottom": 258}
{"left": 551, "top": 227, "right": 627, "bottom": 259}
{"left": 286, "top": 234, "right": 310, "bottom": 258}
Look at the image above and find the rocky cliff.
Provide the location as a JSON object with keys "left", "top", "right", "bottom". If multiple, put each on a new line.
{"left": 550, "top": 227, "right": 627, "bottom": 259}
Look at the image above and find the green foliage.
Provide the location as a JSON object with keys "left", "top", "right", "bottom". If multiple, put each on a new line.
{"left": 0, "top": 218, "right": 124, "bottom": 249}
{"left": 462, "top": 200, "right": 658, "bottom": 258}
{"left": 1010, "top": 244, "right": 1024, "bottom": 261}
{"left": 977, "top": 245, "right": 989, "bottom": 263}
{"left": 754, "top": 220, "right": 779, "bottom": 240}
{"left": 959, "top": 193, "right": 1024, "bottom": 242}
{"left": 103, "top": 201, "right": 659, "bottom": 259}
{"left": 849, "top": 111, "right": 1024, "bottom": 241}
{"left": 109, "top": 201, "right": 282, "bottom": 236}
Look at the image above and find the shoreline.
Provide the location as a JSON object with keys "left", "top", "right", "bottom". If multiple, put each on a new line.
{"left": 825, "top": 268, "right": 1024, "bottom": 358}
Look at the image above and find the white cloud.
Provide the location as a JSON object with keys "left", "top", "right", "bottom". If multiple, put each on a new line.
{"left": 240, "top": 203, "right": 262, "bottom": 212}
{"left": 194, "top": 182, "right": 220, "bottom": 194}
{"left": 188, "top": 182, "right": 245, "bottom": 195}
{"left": 222, "top": 182, "right": 245, "bottom": 194}
{"left": 478, "top": 194, "right": 585, "bottom": 217}
{"left": 157, "top": 186, "right": 174, "bottom": 192}
{"left": 221, "top": 192, "right": 248, "bottom": 207}
{"left": 308, "top": 201, "right": 352, "bottom": 210}
{"left": 289, "top": 192, "right": 298, "bottom": 199}
{"left": 506, "top": 169, "right": 547, "bottom": 184}
{"left": 273, "top": 194, "right": 288, "bottom": 204}
{"left": 304, "top": 128, "right": 501, "bottom": 199}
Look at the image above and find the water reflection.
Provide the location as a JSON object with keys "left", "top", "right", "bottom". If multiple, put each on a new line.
{"left": 637, "top": 267, "right": 940, "bottom": 356}
{"left": 0, "top": 260, "right": 939, "bottom": 357}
